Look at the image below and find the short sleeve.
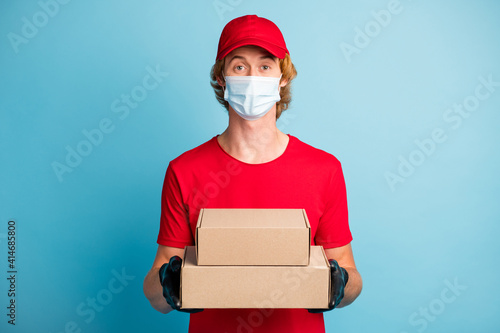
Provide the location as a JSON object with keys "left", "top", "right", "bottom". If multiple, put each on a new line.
{"left": 314, "top": 160, "right": 353, "bottom": 249}
{"left": 156, "top": 162, "right": 195, "bottom": 248}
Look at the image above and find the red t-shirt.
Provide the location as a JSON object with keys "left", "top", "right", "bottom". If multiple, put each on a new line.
{"left": 157, "top": 134, "right": 352, "bottom": 333}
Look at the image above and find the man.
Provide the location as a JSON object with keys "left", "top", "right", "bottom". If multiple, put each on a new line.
{"left": 143, "top": 14, "right": 362, "bottom": 332}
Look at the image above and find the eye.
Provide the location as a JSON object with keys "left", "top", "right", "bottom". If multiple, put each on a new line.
{"left": 235, "top": 65, "right": 245, "bottom": 71}
{"left": 262, "top": 65, "right": 270, "bottom": 70}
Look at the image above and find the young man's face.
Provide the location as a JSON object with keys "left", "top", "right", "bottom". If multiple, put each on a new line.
{"left": 223, "top": 45, "right": 282, "bottom": 78}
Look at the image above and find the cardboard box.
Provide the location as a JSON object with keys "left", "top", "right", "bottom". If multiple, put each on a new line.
{"left": 196, "top": 208, "right": 311, "bottom": 266}
{"left": 181, "top": 245, "right": 330, "bottom": 309}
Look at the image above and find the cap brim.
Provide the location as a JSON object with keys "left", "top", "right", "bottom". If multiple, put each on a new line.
{"left": 217, "top": 38, "right": 287, "bottom": 61}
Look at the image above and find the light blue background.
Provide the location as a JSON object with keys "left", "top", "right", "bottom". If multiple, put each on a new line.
{"left": 1, "top": 0, "right": 499, "bottom": 332}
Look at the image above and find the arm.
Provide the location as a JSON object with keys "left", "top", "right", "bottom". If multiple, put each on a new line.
{"left": 143, "top": 245, "right": 185, "bottom": 314}
{"left": 324, "top": 243, "right": 362, "bottom": 308}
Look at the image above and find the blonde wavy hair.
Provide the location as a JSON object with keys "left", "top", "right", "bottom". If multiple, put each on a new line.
{"left": 210, "top": 53, "right": 297, "bottom": 119}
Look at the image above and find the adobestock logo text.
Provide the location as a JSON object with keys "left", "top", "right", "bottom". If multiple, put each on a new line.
{"left": 51, "top": 64, "right": 169, "bottom": 182}
{"left": 385, "top": 74, "right": 499, "bottom": 191}
{"left": 7, "top": 0, "right": 72, "bottom": 54}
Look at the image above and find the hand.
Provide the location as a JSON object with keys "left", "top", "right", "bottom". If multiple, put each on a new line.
{"left": 159, "top": 256, "right": 203, "bottom": 313}
{"left": 308, "top": 259, "right": 349, "bottom": 313}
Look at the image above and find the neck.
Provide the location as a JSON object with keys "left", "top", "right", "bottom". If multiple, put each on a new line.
{"left": 217, "top": 106, "right": 289, "bottom": 164}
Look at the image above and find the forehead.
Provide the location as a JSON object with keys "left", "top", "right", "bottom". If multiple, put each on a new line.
{"left": 225, "top": 45, "right": 278, "bottom": 63}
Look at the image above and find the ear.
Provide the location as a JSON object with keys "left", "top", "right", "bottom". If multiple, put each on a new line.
{"left": 280, "top": 78, "right": 288, "bottom": 88}
{"left": 216, "top": 75, "right": 225, "bottom": 88}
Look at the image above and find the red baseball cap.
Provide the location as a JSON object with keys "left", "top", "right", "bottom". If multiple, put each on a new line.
{"left": 216, "top": 15, "right": 289, "bottom": 61}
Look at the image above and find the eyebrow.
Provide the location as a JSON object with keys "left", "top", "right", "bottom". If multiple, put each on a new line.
{"left": 227, "top": 54, "right": 277, "bottom": 64}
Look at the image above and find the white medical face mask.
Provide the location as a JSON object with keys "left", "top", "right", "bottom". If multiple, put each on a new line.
{"left": 223, "top": 74, "right": 282, "bottom": 121}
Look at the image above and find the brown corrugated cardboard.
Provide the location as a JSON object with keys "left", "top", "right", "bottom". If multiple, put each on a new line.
{"left": 181, "top": 245, "right": 330, "bottom": 309}
{"left": 196, "top": 208, "right": 311, "bottom": 266}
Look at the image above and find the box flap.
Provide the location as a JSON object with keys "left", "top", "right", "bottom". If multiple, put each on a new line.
{"left": 179, "top": 246, "right": 189, "bottom": 306}
{"left": 196, "top": 208, "right": 204, "bottom": 229}
{"left": 200, "top": 208, "right": 307, "bottom": 228}
{"left": 301, "top": 209, "right": 311, "bottom": 228}
{"left": 317, "top": 246, "right": 330, "bottom": 307}
{"left": 195, "top": 209, "right": 205, "bottom": 263}
{"left": 302, "top": 209, "right": 311, "bottom": 261}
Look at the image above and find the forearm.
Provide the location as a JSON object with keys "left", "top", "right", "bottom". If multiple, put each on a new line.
{"left": 337, "top": 266, "right": 362, "bottom": 308}
{"left": 143, "top": 267, "right": 173, "bottom": 314}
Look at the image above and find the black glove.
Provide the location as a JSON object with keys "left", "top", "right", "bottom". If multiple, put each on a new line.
{"left": 159, "top": 256, "right": 203, "bottom": 313}
{"left": 308, "top": 259, "right": 349, "bottom": 313}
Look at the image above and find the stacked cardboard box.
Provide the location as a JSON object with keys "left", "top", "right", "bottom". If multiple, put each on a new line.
{"left": 181, "top": 208, "right": 330, "bottom": 309}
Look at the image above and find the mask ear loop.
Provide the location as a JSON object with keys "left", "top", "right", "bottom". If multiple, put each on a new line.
{"left": 221, "top": 70, "right": 226, "bottom": 93}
